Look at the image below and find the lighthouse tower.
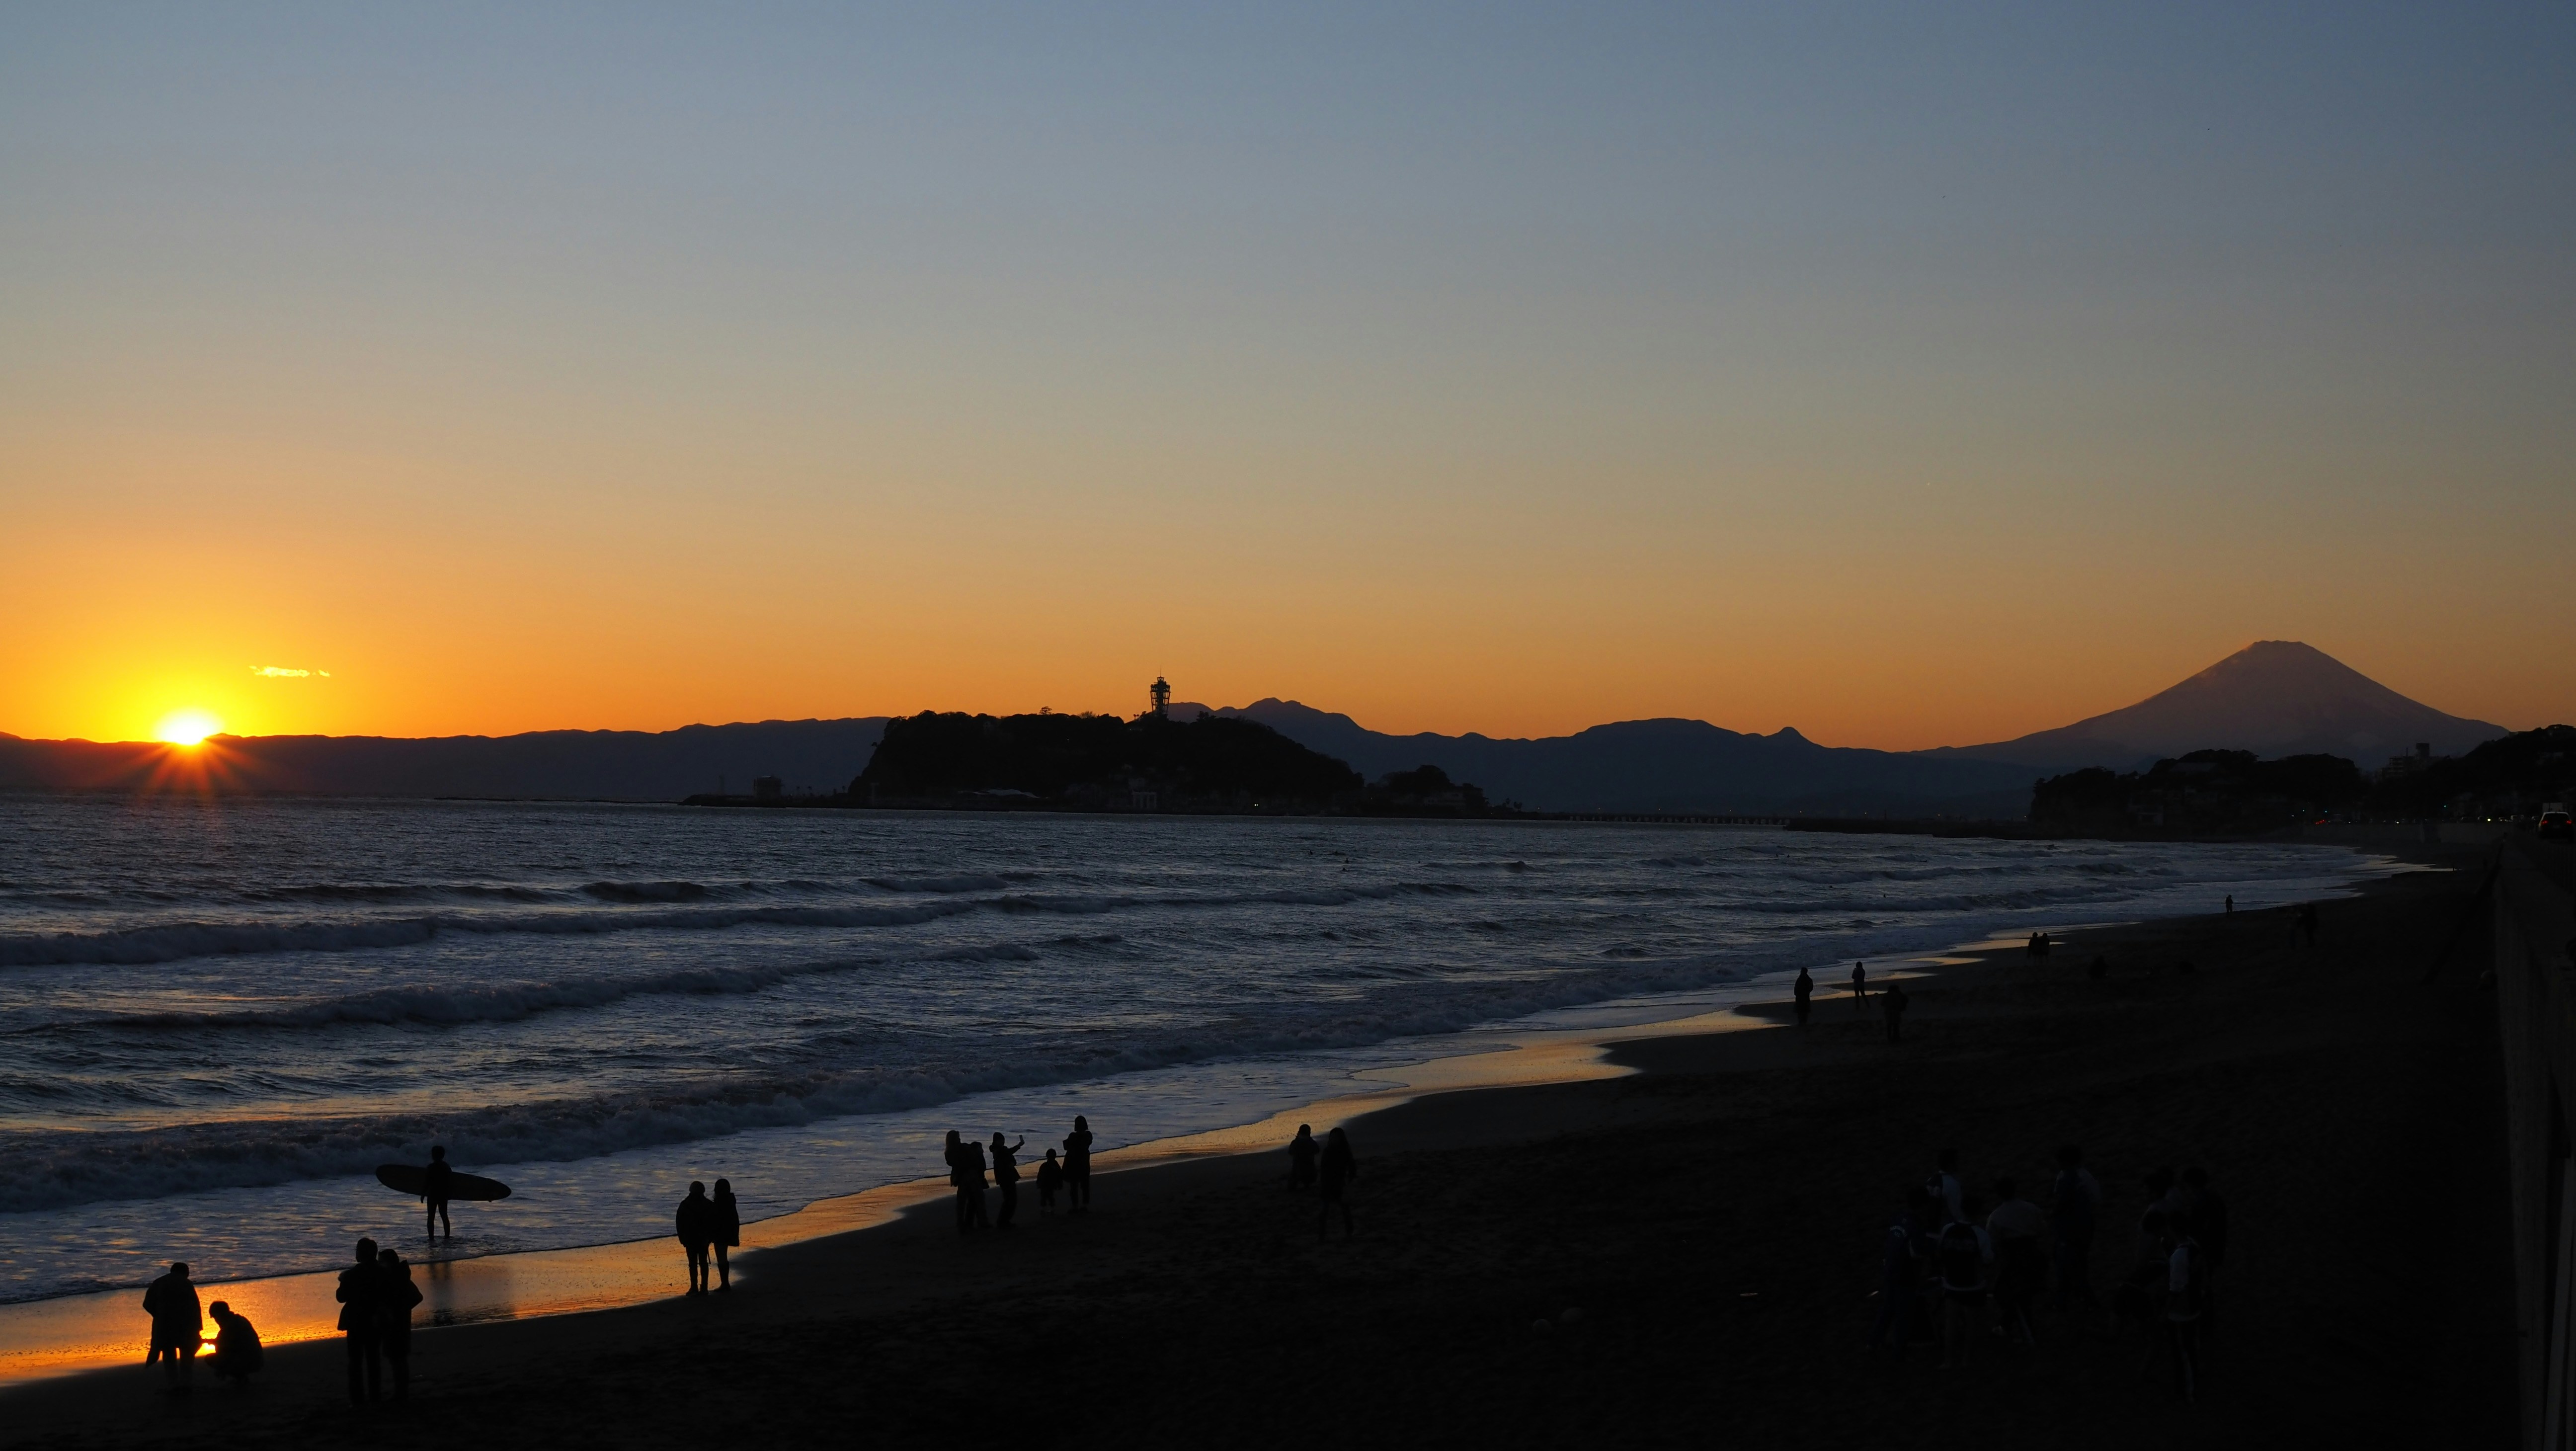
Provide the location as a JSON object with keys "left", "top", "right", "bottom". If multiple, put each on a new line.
{"left": 1149, "top": 677, "right": 1171, "bottom": 720}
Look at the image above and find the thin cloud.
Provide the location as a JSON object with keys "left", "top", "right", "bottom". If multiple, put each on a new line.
{"left": 249, "top": 666, "right": 330, "bottom": 678}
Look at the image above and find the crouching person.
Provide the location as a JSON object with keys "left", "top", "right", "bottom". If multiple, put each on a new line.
{"left": 207, "top": 1301, "right": 263, "bottom": 1388}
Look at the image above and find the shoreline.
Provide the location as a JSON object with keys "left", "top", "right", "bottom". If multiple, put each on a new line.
{"left": 2, "top": 840, "right": 2508, "bottom": 1448}
{"left": 0, "top": 845, "right": 2401, "bottom": 1409}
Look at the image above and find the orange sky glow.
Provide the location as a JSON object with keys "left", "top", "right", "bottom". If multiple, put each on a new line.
{"left": 4, "top": 8, "right": 2569, "bottom": 751}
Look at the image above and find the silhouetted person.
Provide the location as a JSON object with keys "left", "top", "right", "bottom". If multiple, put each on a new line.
{"left": 712, "top": 1178, "right": 741, "bottom": 1290}
{"left": 1850, "top": 961, "right": 1869, "bottom": 1010}
{"left": 376, "top": 1249, "right": 422, "bottom": 1401}
{"left": 2181, "top": 1166, "right": 2227, "bottom": 1325}
{"left": 1288, "top": 1123, "right": 1320, "bottom": 1189}
{"left": 1792, "top": 967, "right": 1813, "bottom": 1027}
{"left": 1317, "top": 1127, "right": 1357, "bottom": 1240}
{"left": 336, "top": 1237, "right": 383, "bottom": 1405}
{"left": 1927, "top": 1148, "right": 1963, "bottom": 1224}
{"left": 423, "top": 1144, "right": 455, "bottom": 1238}
{"left": 207, "top": 1300, "right": 261, "bottom": 1388}
{"left": 1064, "top": 1115, "right": 1095, "bottom": 1213}
{"left": 2155, "top": 1216, "right": 2206, "bottom": 1400}
{"left": 946, "top": 1130, "right": 974, "bottom": 1231}
{"left": 1037, "top": 1148, "right": 1064, "bottom": 1212}
{"left": 1868, "top": 1187, "right": 1933, "bottom": 1358}
{"left": 2037, "top": 931, "right": 2053, "bottom": 958}
{"left": 1934, "top": 1200, "right": 1992, "bottom": 1370}
{"left": 2052, "top": 1144, "right": 2101, "bottom": 1314}
{"left": 991, "top": 1134, "right": 1025, "bottom": 1229}
{"left": 141, "top": 1261, "right": 201, "bottom": 1392}
{"left": 2025, "top": 932, "right": 2043, "bottom": 962}
{"left": 1986, "top": 1178, "right": 2045, "bottom": 1345}
{"left": 1881, "top": 981, "right": 1909, "bottom": 1042}
{"left": 677, "top": 1181, "right": 716, "bottom": 1293}
{"left": 963, "top": 1137, "right": 991, "bottom": 1228}
{"left": 2224, "top": 894, "right": 2234, "bottom": 914}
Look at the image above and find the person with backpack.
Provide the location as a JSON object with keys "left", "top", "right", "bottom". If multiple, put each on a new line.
{"left": 1934, "top": 1207, "right": 1994, "bottom": 1370}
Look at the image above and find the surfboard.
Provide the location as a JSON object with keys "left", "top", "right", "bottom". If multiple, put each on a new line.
{"left": 376, "top": 1164, "right": 512, "bottom": 1201}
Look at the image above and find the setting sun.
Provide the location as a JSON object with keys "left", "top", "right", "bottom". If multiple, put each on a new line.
{"left": 154, "top": 710, "right": 222, "bottom": 747}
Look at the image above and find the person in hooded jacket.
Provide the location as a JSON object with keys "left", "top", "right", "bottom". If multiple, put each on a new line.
{"left": 376, "top": 1248, "right": 424, "bottom": 1400}
{"left": 712, "top": 1178, "right": 742, "bottom": 1290}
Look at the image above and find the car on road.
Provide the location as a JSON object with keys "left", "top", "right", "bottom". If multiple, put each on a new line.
{"left": 2542, "top": 804, "right": 2574, "bottom": 842}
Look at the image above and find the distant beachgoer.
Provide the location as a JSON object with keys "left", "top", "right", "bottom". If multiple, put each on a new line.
{"left": 336, "top": 1237, "right": 383, "bottom": 1405}
{"left": 1882, "top": 982, "right": 1909, "bottom": 1043}
{"left": 1851, "top": 961, "right": 1869, "bottom": 1009}
{"left": 946, "top": 1130, "right": 974, "bottom": 1232}
{"left": 677, "top": 1181, "right": 716, "bottom": 1293}
{"left": 141, "top": 1261, "right": 202, "bottom": 1392}
{"left": 2225, "top": 894, "right": 2234, "bottom": 914}
{"left": 2025, "top": 932, "right": 2042, "bottom": 962}
{"left": 423, "top": 1144, "right": 455, "bottom": 1239}
{"left": 1317, "top": 1127, "right": 1358, "bottom": 1240}
{"left": 1792, "top": 967, "right": 1814, "bottom": 1027}
{"left": 1934, "top": 1204, "right": 1993, "bottom": 1370}
{"left": 1927, "top": 1149, "right": 1963, "bottom": 1225}
{"left": 712, "top": 1178, "right": 741, "bottom": 1290}
{"left": 2052, "top": 1145, "right": 2102, "bottom": 1314}
{"left": 207, "top": 1300, "right": 262, "bottom": 1388}
{"left": 1037, "top": 1148, "right": 1064, "bottom": 1212}
{"left": 1985, "top": 1178, "right": 2046, "bottom": 1344}
{"left": 1064, "top": 1116, "right": 1095, "bottom": 1213}
{"left": 376, "top": 1248, "right": 423, "bottom": 1401}
{"left": 2037, "top": 931, "right": 2053, "bottom": 958}
{"left": 1288, "top": 1124, "right": 1320, "bottom": 1190}
{"left": 991, "top": 1133, "right": 1025, "bottom": 1229}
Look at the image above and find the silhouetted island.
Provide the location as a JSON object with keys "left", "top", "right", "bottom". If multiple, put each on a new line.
{"left": 685, "top": 706, "right": 1523, "bottom": 817}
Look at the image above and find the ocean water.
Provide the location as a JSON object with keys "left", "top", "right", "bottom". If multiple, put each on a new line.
{"left": 0, "top": 797, "right": 2378, "bottom": 1303}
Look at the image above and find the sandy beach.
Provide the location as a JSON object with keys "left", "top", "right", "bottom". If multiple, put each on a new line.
{"left": 2, "top": 841, "right": 2516, "bottom": 1449}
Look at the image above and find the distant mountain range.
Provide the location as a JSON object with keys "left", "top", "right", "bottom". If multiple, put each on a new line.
{"left": 0, "top": 642, "right": 2513, "bottom": 815}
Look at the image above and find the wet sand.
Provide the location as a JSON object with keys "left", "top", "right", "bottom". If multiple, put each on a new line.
{"left": 3, "top": 846, "right": 2519, "bottom": 1449}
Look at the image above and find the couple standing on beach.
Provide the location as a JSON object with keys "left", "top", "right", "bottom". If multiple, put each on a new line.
{"left": 334, "top": 1237, "right": 425, "bottom": 1405}
{"left": 675, "top": 1179, "right": 742, "bottom": 1293}
{"left": 949, "top": 1116, "right": 1093, "bottom": 1232}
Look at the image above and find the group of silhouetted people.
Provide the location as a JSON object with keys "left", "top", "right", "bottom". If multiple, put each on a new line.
{"left": 140, "top": 1262, "right": 263, "bottom": 1394}
{"left": 1867, "top": 1144, "right": 2230, "bottom": 1399}
{"left": 944, "top": 1115, "right": 1093, "bottom": 1233}
{"left": 674, "top": 1178, "right": 743, "bottom": 1291}
{"left": 334, "top": 1237, "right": 426, "bottom": 1405}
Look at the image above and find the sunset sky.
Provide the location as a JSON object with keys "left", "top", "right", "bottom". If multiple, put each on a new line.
{"left": 5, "top": 2, "right": 2570, "bottom": 750}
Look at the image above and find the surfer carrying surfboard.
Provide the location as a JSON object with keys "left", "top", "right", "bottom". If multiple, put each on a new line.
{"left": 424, "top": 1145, "right": 454, "bottom": 1238}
